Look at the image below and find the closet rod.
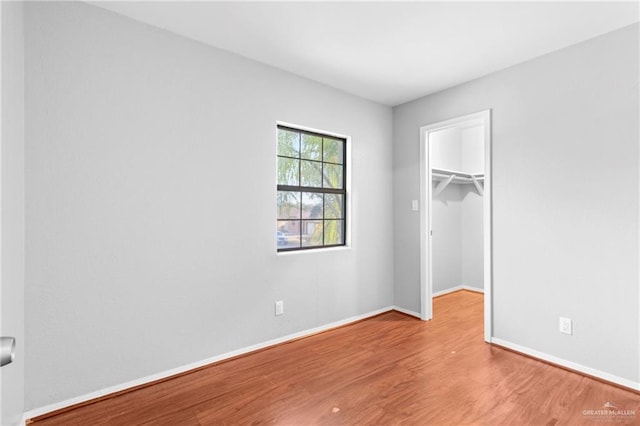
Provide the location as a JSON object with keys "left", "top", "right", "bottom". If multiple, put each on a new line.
{"left": 431, "top": 168, "right": 484, "bottom": 196}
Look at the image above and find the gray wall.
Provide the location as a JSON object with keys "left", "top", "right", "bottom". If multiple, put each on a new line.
{"left": 1, "top": 2, "right": 25, "bottom": 425}
{"left": 24, "top": 2, "right": 393, "bottom": 410}
{"left": 393, "top": 24, "right": 639, "bottom": 382}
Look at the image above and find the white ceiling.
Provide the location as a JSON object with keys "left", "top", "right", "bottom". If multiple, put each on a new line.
{"left": 92, "top": 1, "right": 639, "bottom": 106}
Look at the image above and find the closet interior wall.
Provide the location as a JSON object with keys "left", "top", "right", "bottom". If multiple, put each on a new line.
{"left": 431, "top": 125, "right": 484, "bottom": 294}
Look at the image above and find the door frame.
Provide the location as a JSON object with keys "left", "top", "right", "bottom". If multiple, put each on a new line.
{"left": 419, "top": 109, "right": 493, "bottom": 342}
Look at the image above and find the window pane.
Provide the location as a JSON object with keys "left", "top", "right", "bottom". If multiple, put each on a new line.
{"left": 301, "top": 160, "right": 322, "bottom": 187}
{"left": 323, "top": 138, "right": 343, "bottom": 164}
{"left": 302, "top": 192, "right": 323, "bottom": 219}
{"left": 323, "top": 163, "right": 343, "bottom": 189}
{"left": 277, "top": 157, "right": 299, "bottom": 186}
{"left": 277, "top": 126, "right": 346, "bottom": 251}
{"left": 301, "top": 134, "right": 322, "bottom": 161}
{"left": 277, "top": 220, "right": 300, "bottom": 249}
{"left": 324, "top": 194, "right": 344, "bottom": 219}
{"left": 324, "top": 220, "right": 344, "bottom": 245}
{"left": 301, "top": 220, "right": 323, "bottom": 247}
{"left": 278, "top": 129, "right": 300, "bottom": 158}
{"left": 277, "top": 191, "right": 300, "bottom": 219}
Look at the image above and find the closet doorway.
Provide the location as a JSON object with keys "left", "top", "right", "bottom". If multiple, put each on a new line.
{"left": 419, "top": 110, "right": 492, "bottom": 342}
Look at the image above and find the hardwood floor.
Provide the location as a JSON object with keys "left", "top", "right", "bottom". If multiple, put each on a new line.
{"left": 30, "top": 291, "right": 639, "bottom": 425}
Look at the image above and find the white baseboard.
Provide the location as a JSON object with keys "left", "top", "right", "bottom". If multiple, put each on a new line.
{"left": 461, "top": 285, "right": 484, "bottom": 294}
{"left": 23, "top": 305, "right": 394, "bottom": 421}
{"left": 392, "top": 305, "right": 421, "bottom": 318}
{"left": 491, "top": 337, "right": 640, "bottom": 392}
{"left": 433, "top": 285, "right": 484, "bottom": 298}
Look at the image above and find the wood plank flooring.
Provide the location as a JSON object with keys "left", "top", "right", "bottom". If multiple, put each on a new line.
{"left": 30, "top": 291, "right": 640, "bottom": 425}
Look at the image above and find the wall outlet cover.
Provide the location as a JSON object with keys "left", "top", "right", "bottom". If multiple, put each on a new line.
{"left": 559, "top": 317, "right": 572, "bottom": 335}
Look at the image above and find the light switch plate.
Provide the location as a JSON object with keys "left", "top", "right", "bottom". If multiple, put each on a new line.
{"left": 275, "top": 301, "right": 284, "bottom": 316}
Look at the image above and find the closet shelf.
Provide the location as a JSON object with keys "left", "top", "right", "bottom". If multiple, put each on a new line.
{"left": 432, "top": 168, "right": 484, "bottom": 196}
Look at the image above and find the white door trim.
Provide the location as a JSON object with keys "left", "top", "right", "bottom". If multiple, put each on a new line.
{"left": 419, "top": 110, "right": 493, "bottom": 342}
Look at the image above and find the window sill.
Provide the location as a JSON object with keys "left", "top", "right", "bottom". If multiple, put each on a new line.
{"left": 276, "top": 245, "right": 352, "bottom": 256}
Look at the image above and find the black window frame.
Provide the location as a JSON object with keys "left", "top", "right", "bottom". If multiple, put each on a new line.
{"left": 277, "top": 125, "right": 347, "bottom": 252}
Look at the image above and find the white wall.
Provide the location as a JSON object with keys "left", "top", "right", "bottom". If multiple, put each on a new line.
{"left": 24, "top": 2, "right": 393, "bottom": 410}
{"left": 460, "top": 186, "right": 483, "bottom": 290}
{"left": 1, "top": 2, "right": 25, "bottom": 425}
{"left": 431, "top": 128, "right": 463, "bottom": 294}
{"left": 430, "top": 126, "right": 483, "bottom": 294}
{"left": 393, "top": 24, "right": 639, "bottom": 383}
{"left": 460, "top": 125, "right": 484, "bottom": 291}
{"left": 461, "top": 126, "right": 484, "bottom": 173}
{"left": 432, "top": 184, "right": 463, "bottom": 293}
{"left": 430, "top": 127, "right": 461, "bottom": 170}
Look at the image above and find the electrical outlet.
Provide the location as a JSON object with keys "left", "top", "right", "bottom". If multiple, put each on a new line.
{"left": 275, "top": 300, "right": 284, "bottom": 316}
{"left": 411, "top": 200, "right": 419, "bottom": 211}
{"left": 559, "top": 317, "right": 572, "bottom": 335}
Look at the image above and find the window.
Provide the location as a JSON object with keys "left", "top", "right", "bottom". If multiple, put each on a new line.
{"left": 277, "top": 125, "right": 346, "bottom": 251}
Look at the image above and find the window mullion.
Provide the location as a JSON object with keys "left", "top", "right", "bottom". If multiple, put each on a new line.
{"left": 321, "top": 137, "right": 325, "bottom": 247}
